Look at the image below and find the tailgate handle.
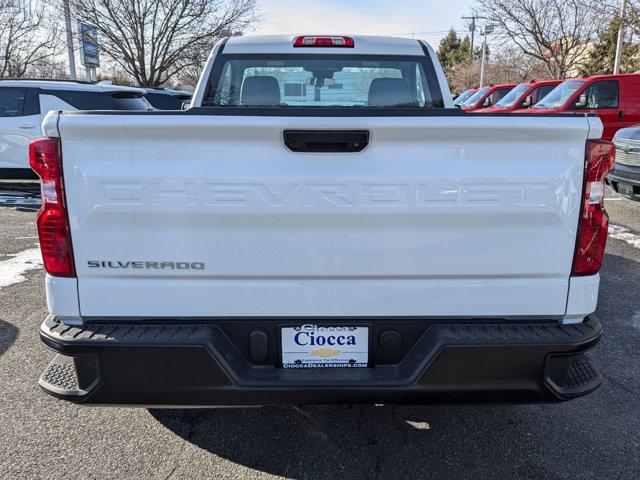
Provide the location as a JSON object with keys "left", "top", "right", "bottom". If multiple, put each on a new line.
{"left": 283, "top": 130, "right": 369, "bottom": 153}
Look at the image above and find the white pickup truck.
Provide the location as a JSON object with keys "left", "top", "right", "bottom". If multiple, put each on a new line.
{"left": 34, "top": 35, "right": 613, "bottom": 406}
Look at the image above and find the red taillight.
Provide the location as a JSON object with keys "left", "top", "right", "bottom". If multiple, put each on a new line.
{"left": 293, "top": 36, "right": 354, "bottom": 48}
{"left": 30, "top": 138, "right": 75, "bottom": 277}
{"left": 571, "top": 140, "right": 615, "bottom": 276}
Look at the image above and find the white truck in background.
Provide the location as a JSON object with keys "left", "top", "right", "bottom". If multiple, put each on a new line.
{"left": 33, "top": 35, "right": 612, "bottom": 406}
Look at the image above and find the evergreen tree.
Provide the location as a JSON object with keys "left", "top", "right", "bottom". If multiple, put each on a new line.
{"left": 581, "top": 14, "right": 640, "bottom": 75}
{"left": 437, "top": 28, "right": 462, "bottom": 75}
{"left": 437, "top": 28, "right": 475, "bottom": 79}
{"left": 459, "top": 36, "right": 472, "bottom": 60}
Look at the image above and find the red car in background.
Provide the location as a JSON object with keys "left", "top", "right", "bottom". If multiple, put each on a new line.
{"left": 460, "top": 84, "right": 516, "bottom": 111}
{"left": 525, "top": 74, "right": 640, "bottom": 141}
{"left": 475, "top": 80, "right": 561, "bottom": 113}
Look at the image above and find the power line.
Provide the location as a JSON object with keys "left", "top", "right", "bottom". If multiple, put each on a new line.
{"left": 391, "top": 29, "right": 467, "bottom": 37}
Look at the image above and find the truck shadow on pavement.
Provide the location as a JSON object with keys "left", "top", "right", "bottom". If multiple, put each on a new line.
{"left": 148, "top": 397, "right": 621, "bottom": 479}
{"left": 0, "top": 319, "right": 19, "bottom": 358}
{"left": 150, "top": 404, "right": 549, "bottom": 479}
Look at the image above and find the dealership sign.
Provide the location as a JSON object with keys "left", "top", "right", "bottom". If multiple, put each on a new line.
{"left": 79, "top": 23, "right": 100, "bottom": 68}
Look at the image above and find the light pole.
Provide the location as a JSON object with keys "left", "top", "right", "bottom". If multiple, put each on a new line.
{"left": 63, "top": 0, "right": 76, "bottom": 79}
{"left": 614, "top": 0, "right": 628, "bottom": 74}
{"left": 479, "top": 25, "right": 494, "bottom": 87}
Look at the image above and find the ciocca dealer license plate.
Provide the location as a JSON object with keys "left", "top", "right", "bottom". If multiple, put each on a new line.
{"left": 281, "top": 325, "right": 369, "bottom": 368}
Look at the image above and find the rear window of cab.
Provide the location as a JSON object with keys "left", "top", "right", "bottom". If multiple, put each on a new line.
{"left": 202, "top": 54, "right": 444, "bottom": 110}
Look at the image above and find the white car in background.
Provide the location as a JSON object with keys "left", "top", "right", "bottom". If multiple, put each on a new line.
{"left": 0, "top": 79, "right": 152, "bottom": 178}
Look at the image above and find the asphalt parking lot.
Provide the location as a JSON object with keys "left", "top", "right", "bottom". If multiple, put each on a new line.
{"left": 0, "top": 180, "right": 639, "bottom": 480}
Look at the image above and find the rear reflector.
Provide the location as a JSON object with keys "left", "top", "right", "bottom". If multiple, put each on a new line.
{"left": 30, "top": 138, "right": 76, "bottom": 277}
{"left": 571, "top": 140, "right": 615, "bottom": 276}
{"left": 294, "top": 36, "right": 354, "bottom": 48}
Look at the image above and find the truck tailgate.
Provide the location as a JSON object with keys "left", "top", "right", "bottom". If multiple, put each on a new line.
{"left": 56, "top": 113, "right": 592, "bottom": 318}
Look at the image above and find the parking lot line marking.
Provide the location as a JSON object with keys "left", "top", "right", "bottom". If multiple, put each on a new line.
{"left": 609, "top": 224, "right": 640, "bottom": 250}
{"left": 0, "top": 247, "right": 43, "bottom": 288}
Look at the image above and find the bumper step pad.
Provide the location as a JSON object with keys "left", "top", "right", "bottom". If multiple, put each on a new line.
{"left": 39, "top": 354, "right": 100, "bottom": 399}
{"left": 567, "top": 355, "right": 601, "bottom": 389}
{"left": 544, "top": 353, "right": 602, "bottom": 399}
{"left": 41, "top": 355, "right": 78, "bottom": 391}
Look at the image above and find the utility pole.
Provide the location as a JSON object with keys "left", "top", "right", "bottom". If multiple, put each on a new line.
{"left": 479, "top": 25, "right": 494, "bottom": 87}
{"left": 63, "top": 0, "right": 76, "bottom": 79}
{"left": 462, "top": 15, "right": 485, "bottom": 53}
{"left": 614, "top": 0, "right": 628, "bottom": 74}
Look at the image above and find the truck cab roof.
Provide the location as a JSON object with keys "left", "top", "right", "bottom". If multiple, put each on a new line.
{"left": 223, "top": 34, "right": 427, "bottom": 56}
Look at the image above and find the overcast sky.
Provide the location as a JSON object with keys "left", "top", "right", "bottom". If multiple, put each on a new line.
{"left": 254, "top": 0, "right": 477, "bottom": 47}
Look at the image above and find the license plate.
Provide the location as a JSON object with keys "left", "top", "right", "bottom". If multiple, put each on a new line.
{"left": 281, "top": 325, "right": 369, "bottom": 368}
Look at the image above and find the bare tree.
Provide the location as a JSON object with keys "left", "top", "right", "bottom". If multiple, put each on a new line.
{"left": 474, "top": 0, "right": 601, "bottom": 78}
{"left": 619, "top": 0, "right": 640, "bottom": 38}
{"left": 447, "top": 48, "right": 549, "bottom": 92}
{"left": 0, "top": 0, "right": 60, "bottom": 78}
{"left": 33, "top": 58, "right": 70, "bottom": 79}
{"left": 66, "top": 0, "right": 260, "bottom": 86}
{"left": 490, "top": 46, "right": 551, "bottom": 82}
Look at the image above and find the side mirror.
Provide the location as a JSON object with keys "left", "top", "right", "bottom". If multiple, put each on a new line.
{"left": 575, "top": 93, "right": 588, "bottom": 108}
{"left": 180, "top": 100, "right": 190, "bottom": 111}
{"left": 482, "top": 97, "right": 491, "bottom": 107}
{"left": 521, "top": 95, "right": 532, "bottom": 108}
